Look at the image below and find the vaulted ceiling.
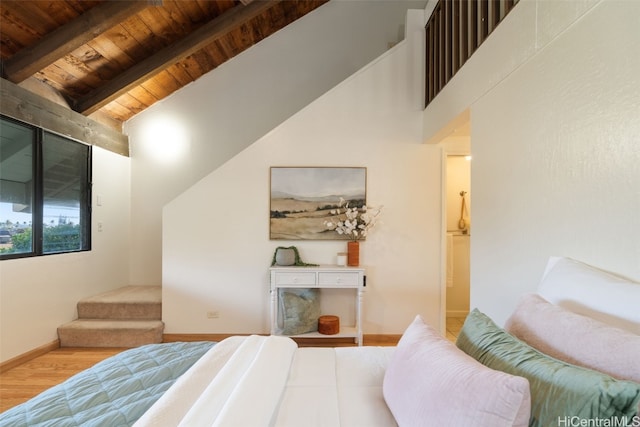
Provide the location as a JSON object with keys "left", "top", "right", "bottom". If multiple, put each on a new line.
{"left": 0, "top": 0, "right": 328, "bottom": 132}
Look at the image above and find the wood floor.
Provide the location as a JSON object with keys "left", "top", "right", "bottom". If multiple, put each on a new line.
{"left": 0, "top": 347, "right": 125, "bottom": 413}
{"left": 445, "top": 316, "right": 465, "bottom": 342}
{"left": 0, "top": 320, "right": 464, "bottom": 414}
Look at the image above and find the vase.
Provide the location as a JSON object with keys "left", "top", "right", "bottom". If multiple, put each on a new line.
{"left": 347, "top": 241, "right": 360, "bottom": 267}
{"left": 275, "top": 247, "right": 296, "bottom": 266}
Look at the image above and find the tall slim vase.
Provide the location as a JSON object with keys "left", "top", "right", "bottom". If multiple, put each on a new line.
{"left": 347, "top": 241, "right": 360, "bottom": 267}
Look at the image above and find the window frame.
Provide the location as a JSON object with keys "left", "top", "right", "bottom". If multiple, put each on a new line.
{"left": 0, "top": 114, "right": 92, "bottom": 260}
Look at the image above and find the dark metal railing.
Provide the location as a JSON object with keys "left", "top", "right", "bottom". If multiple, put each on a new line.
{"left": 425, "top": 0, "right": 519, "bottom": 108}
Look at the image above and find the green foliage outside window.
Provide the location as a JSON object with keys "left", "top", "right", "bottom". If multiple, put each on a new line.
{"left": 0, "top": 223, "right": 81, "bottom": 255}
{"left": 2, "top": 228, "right": 31, "bottom": 253}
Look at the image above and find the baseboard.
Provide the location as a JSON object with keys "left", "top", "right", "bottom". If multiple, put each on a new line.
{"left": 163, "top": 333, "right": 401, "bottom": 346}
{"left": 163, "top": 333, "right": 263, "bottom": 343}
{"left": 0, "top": 339, "right": 60, "bottom": 373}
{"left": 446, "top": 310, "right": 469, "bottom": 318}
{"left": 363, "top": 334, "right": 402, "bottom": 346}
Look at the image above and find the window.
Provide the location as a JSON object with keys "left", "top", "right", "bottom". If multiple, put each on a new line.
{"left": 0, "top": 115, "right": 91, "bottom": 259}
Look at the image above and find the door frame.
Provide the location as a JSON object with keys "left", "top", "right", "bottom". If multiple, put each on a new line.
{"left": 440, "top": 147, "right": 471, "bottom": 336}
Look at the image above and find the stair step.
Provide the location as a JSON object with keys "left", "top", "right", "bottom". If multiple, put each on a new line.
{"left": 77, "top": 286, "right": 161, "bottom": 320}
{"left": 58, "top": 319, "right": 164, "bottom": 348}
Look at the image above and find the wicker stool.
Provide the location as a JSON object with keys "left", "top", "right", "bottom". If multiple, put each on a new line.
{"left": 318, "top": 315, "right": 340, "bottom": 335}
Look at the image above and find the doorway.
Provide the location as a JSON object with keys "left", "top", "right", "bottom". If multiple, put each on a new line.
{"left": 438, "top": 120, "right": 471, "bottom": 341}
{"left": 444, "top": 154, "right": 471, "bottom": 341}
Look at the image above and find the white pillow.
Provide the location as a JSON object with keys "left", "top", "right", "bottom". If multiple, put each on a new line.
{"left": 382, "top": 315, "right": 530, "bottom": 427}
{"left": 537, "top": 257, "right": 640, "bottom": 334}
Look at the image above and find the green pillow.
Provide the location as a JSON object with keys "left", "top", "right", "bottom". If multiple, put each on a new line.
{"left": 279, "top": 288, "right": 320, "bottom": 335}
{"left": 456, "top": 309, "right": 640, "bottom": 427}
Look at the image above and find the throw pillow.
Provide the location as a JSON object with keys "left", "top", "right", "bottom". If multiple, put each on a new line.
{"left": 383, "top": 315, "right": 531, "bottom": 427}
{"left": 505, "top": 293, "right": 640, "bottom": 383}
{"left": 457, "top": 309, "right": 640, "bottom": 427}
{"left": 279, "top": 288, "right": 320, "bottom": 335}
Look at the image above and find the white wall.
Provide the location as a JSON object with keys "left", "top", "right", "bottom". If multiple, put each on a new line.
{"left": 425, "top": 0, "right": 640, "bottom": 326}
{"left": 0, "top": 147, "right": 131, "bottom": 362}
{"left": 160, "top": 9, "right": 443, "bottom": 335}
{"left": 125, "top": 0, "right": 428, "bottom": 287}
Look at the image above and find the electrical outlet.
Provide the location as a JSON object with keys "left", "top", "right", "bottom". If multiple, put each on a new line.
{"left": 206, "top": 311, "right": 219, "bottom": 319}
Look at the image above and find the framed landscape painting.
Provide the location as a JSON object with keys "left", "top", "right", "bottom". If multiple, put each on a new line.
{"left": 270, "top": 167, "right": 366, "bottom": 240}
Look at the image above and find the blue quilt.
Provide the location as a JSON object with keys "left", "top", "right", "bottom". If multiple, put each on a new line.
{"left": 0, "top": 341, "right": 215, "bottom": 427}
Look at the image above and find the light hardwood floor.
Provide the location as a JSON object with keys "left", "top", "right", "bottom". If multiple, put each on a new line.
{"left": 0, "top": 347, "right": 125, "bottom": 413}
{"left": 1, "top": 321, "right": 464, "bottom": 414}
{"left": 445, "top": 316, "right": 465, "bottom": 342}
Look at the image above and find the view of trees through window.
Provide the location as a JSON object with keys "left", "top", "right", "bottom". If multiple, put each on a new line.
{"left": 0, "top": 115, "right": 91, "bottom": 258}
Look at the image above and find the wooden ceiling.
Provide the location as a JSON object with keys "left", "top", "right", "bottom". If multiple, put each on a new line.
{"left": 0, "top": 0, "right": 328, "bottom": 131}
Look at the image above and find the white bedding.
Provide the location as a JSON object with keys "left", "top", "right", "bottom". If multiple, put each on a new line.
{"left": 134, "top": 335, "right": 397, "bottom": 427}
{"left": 135, "top": 257, "right": 639, "bottom": 427}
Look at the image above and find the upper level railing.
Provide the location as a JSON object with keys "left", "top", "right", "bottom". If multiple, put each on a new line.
{"left": 425, "top": 0, "right": 520, "bottom": 108}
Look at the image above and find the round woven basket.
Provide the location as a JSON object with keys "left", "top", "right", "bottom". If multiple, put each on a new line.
{"left": 318, "top": 315, "right": 340, "bottom": 335}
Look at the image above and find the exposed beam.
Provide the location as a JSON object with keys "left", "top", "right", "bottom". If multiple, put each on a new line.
{"left": 74, "top": 0, "right": 278, "bottom": 116}
{"left": 1, "top": 1, "right": 160, "bottom": 84}
{"left": 0, "top": 78, "right": 129, "bottom": 157}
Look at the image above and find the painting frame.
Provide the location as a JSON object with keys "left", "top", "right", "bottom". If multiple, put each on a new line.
{"left": 270, "top": 167, "right": 367, "bottom": 240}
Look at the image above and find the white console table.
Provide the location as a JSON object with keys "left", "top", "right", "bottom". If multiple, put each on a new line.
{"left": 269, "top": 265, "right": 365, "bottom": 345}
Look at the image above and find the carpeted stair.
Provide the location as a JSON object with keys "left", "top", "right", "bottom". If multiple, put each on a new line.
{"left": 58, "top": 286, "right": 164, "bottom": 348}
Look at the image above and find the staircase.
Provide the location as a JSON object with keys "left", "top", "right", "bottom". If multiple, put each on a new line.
{"left": 58, "top": 286, "right": 164, "bottom": 347}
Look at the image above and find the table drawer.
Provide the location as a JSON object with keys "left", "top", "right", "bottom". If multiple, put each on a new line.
{"left": 318, "top": 272, "right": 359, "bottom": 287}
{"left": 274, "top": 272, "right": 317, "bottom": 286}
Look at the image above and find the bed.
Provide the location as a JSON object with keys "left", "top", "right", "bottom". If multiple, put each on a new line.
{"left": 0, "top": 341, "right": 215, "bottom": 427}
{"left": 2, "top": 257, "right": 639, "bottom": 427}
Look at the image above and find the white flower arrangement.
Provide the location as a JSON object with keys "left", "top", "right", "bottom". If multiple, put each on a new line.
{"left": 324, "top": 198, "right": 382, "bottom": 241}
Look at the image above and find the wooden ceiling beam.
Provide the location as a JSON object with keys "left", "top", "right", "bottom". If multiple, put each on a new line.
{"left": 0, "top": 78, "right": 129, "bottom": 157}
{"left": 1, "top": 1, "right": 161, "bottom": 84}
{"left": 74, "top": 0, "right": 278, "bottom": 116}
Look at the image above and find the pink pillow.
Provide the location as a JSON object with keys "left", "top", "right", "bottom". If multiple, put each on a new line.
{"left": 383, "top": 315, "right": 530, "bottom": 427}
{"left": 505, "top": 293, "right": 640, "bottom": 383}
